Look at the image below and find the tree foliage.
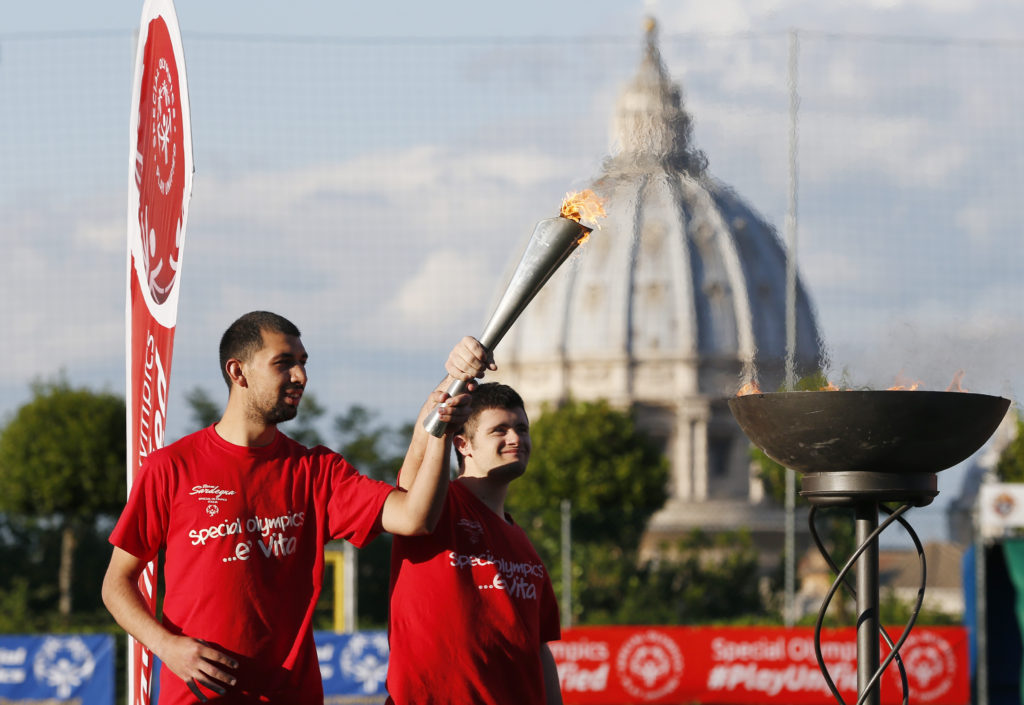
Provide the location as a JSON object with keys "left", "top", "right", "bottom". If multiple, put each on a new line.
{"left": 611, "top": 530, "right": 763, "bottom": 624}
{"left": 331, "top": 405, "right": 409, "bottom": 627}
{"left": 996, "top": 412, "right": 1024, "bottom": 482}
{"left": 508, "top": 398, "right": 772, "bottom": 625}
{"left": 185, "top": 386, "right": 221, "bottom": 430}
{"left": 0, "top": 513, "right": 116, "bottom": 631}
{"left": 0, "top": 378, "right": 126, "bottom": 520}
{"left": 509, "top": 398, "right": 669, "bottom": 554}
{"left": 0, "top": 378, "right": 126, "bottom": 620}
{"left": 333, "top": 405, "right": 408, "bottom": 483}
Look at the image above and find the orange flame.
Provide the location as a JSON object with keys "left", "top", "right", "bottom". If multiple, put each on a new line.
{"left": 818, "top": 382, "right": 840, "bottom": 392}
{"left": 737, "top": 381, "right": 762, "bottom": 396}
{"left": 887, "top": 370, "right": 922, "bottom": 391}
{"left": 561, "top": 189, "right": 606, "bottom": 229}
{"left": 947, "top": 370, "right": 969, "bottom": 392}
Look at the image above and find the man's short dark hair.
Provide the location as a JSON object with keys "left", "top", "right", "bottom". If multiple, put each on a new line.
{"left": 219, "top": 311, "right": 301, "bottom": 388}
{"left": 454, "top": 383, "right": 526, "bottom": 468}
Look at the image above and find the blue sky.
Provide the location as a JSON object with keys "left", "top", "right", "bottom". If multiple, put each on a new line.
{"left": 3, "top": 0, "right": 1023, "bottom": 543}
{"left": 4, "top": 1, "right": 1024, "bottom": 40}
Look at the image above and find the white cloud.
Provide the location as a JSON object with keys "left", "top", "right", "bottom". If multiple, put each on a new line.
{"left": 368, "top": 248, "right": 495, "bottom": 348}
{"left": 189, "top": 144, "right": 574, "bottom": 251}
{"left": 0, "top": 139, "right": 583, "bottom": 402}
{"left": 73, "top": 216, "right": 123, "bottom": 252}
{"left": 1, "top": 198, "right": 124, "bottom": 387}
{"left": 161, "top": 143, "right": 585, "bottom": 367}
{"left": 801, "top": 113, "right": 969, "bottom": 187}
{"left": 800, "top": 250, "right": 868, "bottom": 288}
{"left": 954, "top": 200, "right": 998, "bottom": 244}
{"left": 659, "top": 0, "right": 761, "bottom": 34}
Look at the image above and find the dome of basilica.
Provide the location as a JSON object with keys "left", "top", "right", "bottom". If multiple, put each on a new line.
{"left": 494, "top": 20, "right": 823, "bottom": 556}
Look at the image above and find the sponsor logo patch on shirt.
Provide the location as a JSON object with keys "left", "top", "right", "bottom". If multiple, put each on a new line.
{"left": 190, "top": 484, "right": 237, "bottom": 516}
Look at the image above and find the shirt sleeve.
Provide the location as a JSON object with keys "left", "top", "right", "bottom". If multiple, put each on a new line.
{"left": 324, "top": 455, "right": 395, "bottom": 548}
{"left": 109, "top": 459, "right": 172, "bottom": 562}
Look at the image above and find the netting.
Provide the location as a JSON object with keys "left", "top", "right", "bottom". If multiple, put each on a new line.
{"left": 2, "top": 30, "right": 1023, "bottom": 558}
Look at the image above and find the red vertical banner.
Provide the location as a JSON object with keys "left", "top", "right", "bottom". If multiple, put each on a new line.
{"left": 125, "top": 1, "right": 192, "bottom": 704}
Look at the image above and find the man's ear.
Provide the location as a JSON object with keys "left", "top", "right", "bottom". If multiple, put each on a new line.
{"left": 452, "top": 433, "right": 470, "bottom": 458}
{"left": 225, "top": 359, "right": 247, "bottom": 388}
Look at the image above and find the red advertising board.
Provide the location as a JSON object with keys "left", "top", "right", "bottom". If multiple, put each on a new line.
{"left": 552, "top": 626, "right": 968, "bottom": 705}
{"left": 125, "top": 1, "right": 192, "bottom": 704}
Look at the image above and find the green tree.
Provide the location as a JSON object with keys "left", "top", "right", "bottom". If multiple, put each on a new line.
{"left": 509, "top": 398, "right": 771, "bottom": 625}
{"left": 752, "top": 445, "right": 855, "bottom": 616}
{"left": 331, "top": 405, "right": 409, "bottom": 628}
{"left": 333, "top": 405, "right": 407, "bottom": 482}
{"left": 614, "top": 529, "right": 763, "bottom": 624}
{"left": 284, "top": 392, "right": 327, "bottom": 447}
{"left": 996, "top": 412, "right": 1024, "bottom": 482}
{"left": 507, "top": 398, "right": 671, "bottom": 624}
{"left": 0, "top": 378, "right": 126, "bottom": 620}
{"left": 511, "top": 398, "right": 668, "bottom": 553}
{"left": 0, "top": 514, "right": 60, "bottom": 631}
{"left": 185, "top": 386, "right": 220, "bottom": 429}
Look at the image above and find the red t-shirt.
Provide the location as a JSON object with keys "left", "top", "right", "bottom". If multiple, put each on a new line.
{"left": 110, "top": 426, "right": 394, "bottom": 704}
{"left": 386, "top": 480, "right": 561, "bottom": 705}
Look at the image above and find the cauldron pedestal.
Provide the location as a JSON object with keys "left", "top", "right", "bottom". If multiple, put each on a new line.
{"left": 801, "top": 472, "right": 938, "bottom": 705}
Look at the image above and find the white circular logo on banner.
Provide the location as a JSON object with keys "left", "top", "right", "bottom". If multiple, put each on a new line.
{"left": 898, "top": 631, "right": 956, "bottom": 702}
{"left": 615, "top": 630, "right": 684, "bottom": 700}
{"left": 32, "top": 637, "right": 96, "bottom": 698}
{"left": 339, "top": 633, "right": 389, "bottom": 694}
{"left": 128, "top": 10, "right": 192, "bottom": 329}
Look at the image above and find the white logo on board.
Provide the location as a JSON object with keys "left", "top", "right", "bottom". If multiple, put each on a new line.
{"left": 898, "top": 631, "right": 957, "bottom": 702}
{"left": 615, "top": 631, "right": 684, "bottom": 701}
{"left": 340, "top": 633, "right": 390, "bottom": 694}
{"left": 32, "top": 637, "right": 95, "bottom": 698}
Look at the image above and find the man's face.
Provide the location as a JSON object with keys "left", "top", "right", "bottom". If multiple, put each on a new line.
{"left": 241, "top": 329, "right": 307, "bottom": 425}
{"left": 458, "top": 406, "right": 531, "bottom": 480}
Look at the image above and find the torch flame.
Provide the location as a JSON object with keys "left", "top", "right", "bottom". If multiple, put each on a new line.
{"left": 737, "top": 381, "right": 762, "bottom": 396}
{"left": 561, "top": 189, "right": 606, "bottom": 232}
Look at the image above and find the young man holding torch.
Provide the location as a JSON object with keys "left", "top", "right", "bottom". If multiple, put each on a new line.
{"left": 386, "top": 382, "right": 563, "bottom": 705}
{"left": 103, "top": 310, "right": 493, "bottom": 704}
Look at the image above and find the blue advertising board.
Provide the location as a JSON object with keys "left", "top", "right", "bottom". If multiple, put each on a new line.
{"left": 315, "top": 631, "right": 389, "bottom": 704}
{"left": 0, "top": 634, "right": 114, "bottom": 703}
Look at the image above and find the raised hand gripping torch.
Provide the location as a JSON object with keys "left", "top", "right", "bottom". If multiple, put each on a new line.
{"left": 422, "top": 210, "right": 596, "bottom": 437}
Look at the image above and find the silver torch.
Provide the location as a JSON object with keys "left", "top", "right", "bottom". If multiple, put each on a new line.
{"left": 423, "top": 204, "right": 598, "bottom": 437}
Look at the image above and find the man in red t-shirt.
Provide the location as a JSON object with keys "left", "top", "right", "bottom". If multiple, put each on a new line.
{"left": 103, "top": 311, "right": 493, "bottom": 704}
{"left": 387, "top": 382, "right": 562, "bottom": 705}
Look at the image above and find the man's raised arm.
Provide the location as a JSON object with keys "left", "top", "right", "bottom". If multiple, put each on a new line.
{"left": 380, "top": 336, "right": 492, "bottom": 536}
